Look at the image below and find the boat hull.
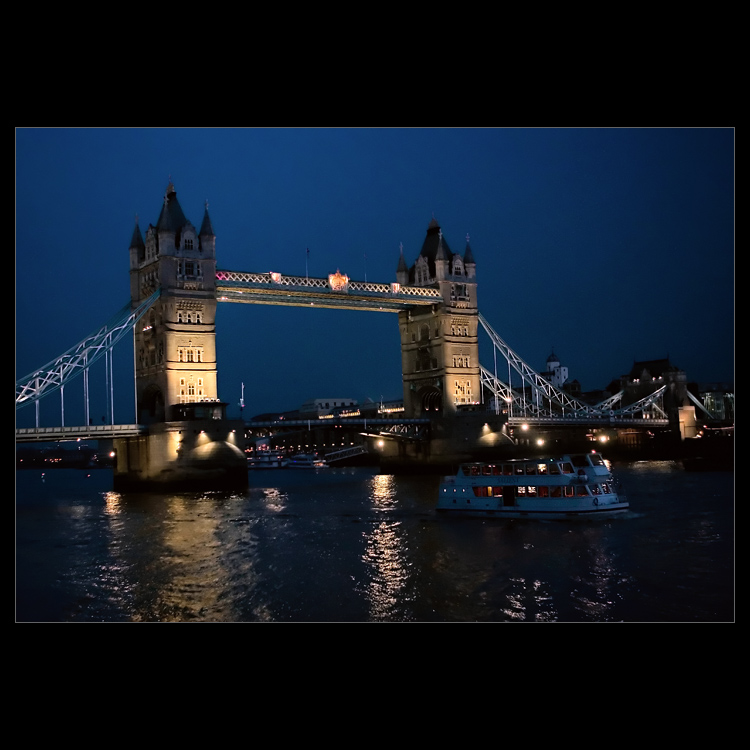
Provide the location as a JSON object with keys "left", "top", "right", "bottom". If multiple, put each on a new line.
{"left": 435, "top": 502, "right": 629, "bottom": 520}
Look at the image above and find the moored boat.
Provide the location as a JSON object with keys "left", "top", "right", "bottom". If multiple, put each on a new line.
{"left": 288, "top": 453, "right": 328, "bottom": 469}
{"left": 437, "top": 451, "right": 628, "bottom": 519}
{"left": 247, "top": 451, "right": 289, "bottom": 469}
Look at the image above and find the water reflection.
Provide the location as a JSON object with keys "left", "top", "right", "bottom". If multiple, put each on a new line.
{"left": 260, "top": 487, "right": 288, "bottom": 513}
{"left": 568, "top": 526, "right": 626, "bottom": 620}
{"left": 502, "top": 577, "right": 558, "bottom": 622}
{"left": 360, "top": 474, "right": 413, "bottom": 621}
{"left": 98, "top": 491, "right": 254, "bottom": 622}
{"left": 15, "top": 463, "right": 734, "bottom": 622}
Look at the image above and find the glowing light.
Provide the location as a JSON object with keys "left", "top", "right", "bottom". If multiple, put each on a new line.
{"left": 521, "top": 423, "right": 529, "bottom": 431}
{"left": 328, "top": 269, "right": 349, "bottom": 291}
{"left": 536, "top": 438, "right": 545, "bottom": 446}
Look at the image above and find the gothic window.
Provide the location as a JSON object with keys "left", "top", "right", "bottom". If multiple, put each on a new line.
{"left": 415, "top": 348, "right": 433, "bottom": 372}
{"left": 185, "top": 238, "right": 193, "bottom": 250}
{"left": 177, "top": 346, "right": 203, "bottom": 363}
{"left": 450, "top": 284, "right": 468, "bottom": 301}
{"left": 454, "top": 379, "right": 473, "bottom": 403}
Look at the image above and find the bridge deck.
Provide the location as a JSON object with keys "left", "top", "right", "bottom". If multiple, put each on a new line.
{"left": 215, "top": 270, "right": 441, "bottom": 312}
{"left": 506, "top": 416, "right": 669, "bottom": 426}
{"left": 16, "top": 424, "right": 146, "bottom": 442}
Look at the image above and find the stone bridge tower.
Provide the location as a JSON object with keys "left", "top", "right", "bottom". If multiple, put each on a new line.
{"left": 129, "top": 182, "right": 219, "bottom": 423}
{"left": 397, "top": 218, "right": 479, "bottom": 418}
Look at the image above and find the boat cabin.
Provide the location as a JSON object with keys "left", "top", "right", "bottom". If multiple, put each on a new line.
{"left": 460, "top": 453, "right": 606, "bottom": 478}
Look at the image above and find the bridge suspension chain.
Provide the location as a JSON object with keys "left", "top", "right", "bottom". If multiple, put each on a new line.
{"left": 479, "top": 313, "right": 600, "bottom": 417}
{"left": 15, "top": 289, "right": 161, "bottom": 410}
{"left": 478, "top": 313, "right": 668, "bottom": 420}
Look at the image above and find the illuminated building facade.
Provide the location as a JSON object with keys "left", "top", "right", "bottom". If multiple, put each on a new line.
{"left": 396, "top": 218, "right": 479, "bottom": 417}
{"left": 129, "top": 182, "right": 219, "bottom": 422}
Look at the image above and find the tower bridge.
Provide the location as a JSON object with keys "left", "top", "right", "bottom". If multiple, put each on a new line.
{"left": 16, "top": 182, "right": 684, "bottom": 487}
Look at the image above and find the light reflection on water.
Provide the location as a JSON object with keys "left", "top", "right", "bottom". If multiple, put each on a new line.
{"left": 15, "top": 463, "right": 734, "bottom": 622}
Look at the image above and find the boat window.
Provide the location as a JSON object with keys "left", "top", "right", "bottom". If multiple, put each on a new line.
{"left": 482, "top": 465, "right": 492, "bottom": 476}
{"left": 537, "top": 463, "right": 548, "bottom": 475}
{"left": 492, "top": 465, "right": 502, "bottom": 475}
{"left": 576, "top": 485, "right": 589, "bottom": 497}
{"left": 590, "top": 484, "right": 602, "bottom": 495}
{"left": 571, "top": 455, "right": 589, "bottom": 468}
{"left": 473, "top": 486, "right": 493, "bottom": 497}
{"left": 502, "top": 465, "right": 513, "bottom": 476}
{"left": 470, "top": 465, "right": 480, "bottom": 476}
{"left": 601, "top": 483, "right": 611, "bottom": 494}
{"left": 550, "top": 486, "right": 562, "bottom": 497}
{"left": 527, "top": 486, "right": 537, "bottom": 496}
{"left": 560, "top": 462, "right": 574, "bottom": 474}
{"left": 461, "top": 466, "right": 471, "bottom": 476}
{"left": 538, "top": 486, "right": 549, "bottom": 497}
{"left": 492, "top": 487, "right": 503, "bottom": 497}
{"left": 564, "top": 486, "right": 575, "bottom": 497}
{"left": 517, "top": 486, "right": 526, "bottom": 495}
{"left": 525, "top": 464, "right": 536, "bottom": 475}
{"left": 549, "top": 463, "right": 560, "bottom": 475}
{"left": 589, "top": 453, "right": 605, "bottom": 466}
{"left": 514, "top": 465, "right": 525, "bottom": 475}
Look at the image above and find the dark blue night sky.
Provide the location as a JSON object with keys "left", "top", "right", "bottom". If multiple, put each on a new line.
{"left": 15, "top": 128, "right": 734, "bottom": 426}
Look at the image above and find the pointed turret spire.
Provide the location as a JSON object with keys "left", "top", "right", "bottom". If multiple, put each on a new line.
{"left": 435, "top": 229, "right": 448, "bottom": 261}
{"left": 156, "top": 181, "right": 188, "bottom": 232}
{"left": 396, "top": 242, "right": 409, "bottom": 285}
{"left": 463, "top": 233, "right": 475, "bottom": 265}
{"left": 199, "top": 199, "right": 215, "bottom": 237}
{"left": 129, "top": 214, "right": 145, "bottom": 251}
{"left": 397, "top": 242, "right": 408, "bottom": 272}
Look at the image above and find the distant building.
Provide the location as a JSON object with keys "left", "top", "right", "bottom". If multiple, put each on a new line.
{"left": 543, "top": 350, "right": 568, "bottom": 389}
{"left": 695, "top": 382, "right": 734, "bottom": 421}
{"left": 619, "top": 357, "right": 690, "bottom": 428}
{"left": 541, "top": 350, "right": 581, "bottom": 397}
{"left": 299, "top": 398, "right": 358, "bottom": 417}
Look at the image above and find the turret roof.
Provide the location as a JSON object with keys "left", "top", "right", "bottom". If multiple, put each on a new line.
{"left": 418, "top": 217, "right": 455, "bottom": 273}
{"left": 396, "top": 242, "right": 408, "bottom": 273}
{"left": 129, "top": 216, "right": 145, "bottom": 250}
{"left": 155, "top": 182, "right": 189, "bottom": 232}
{"left": 463, "top": 234, "right": 475, "bottom": 265}
{"left": 199, "top": 201, "right": 215, "bottom": 237}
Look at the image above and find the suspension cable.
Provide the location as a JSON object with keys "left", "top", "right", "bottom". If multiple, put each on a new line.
{"left": 15, "top": 289, "right": 161, "bottom": 410}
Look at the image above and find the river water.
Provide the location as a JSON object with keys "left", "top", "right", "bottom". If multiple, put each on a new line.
{"left": 15, "top": 461, "right": 734, "bottom": 623}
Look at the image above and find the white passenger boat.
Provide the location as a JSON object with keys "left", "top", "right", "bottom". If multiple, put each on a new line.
{"left": 247, "top": 451, "right": 289, "bottom": 469}
{"left": 287, "top": 453, "right": 328, "bottom": 469}
{"left": 437, "top": 452, "right": 628, "bottom": 519}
